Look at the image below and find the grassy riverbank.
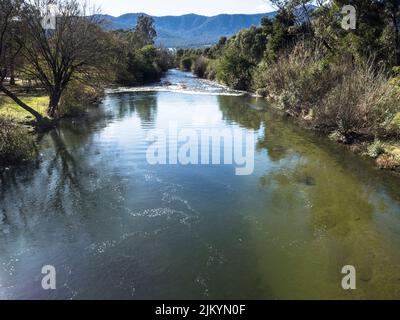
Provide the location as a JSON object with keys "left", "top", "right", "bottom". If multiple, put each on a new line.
{"left": 257, "top": 44, "right": 400, "bottom": 172}
{"left": 0, "top": 82, "right": 106, "bottom": 167}
{"left": 0, "top": 94, "right": 48, "bottom": 122}
{"left": 0, "top": 92, "right": 48, "bottom": 167}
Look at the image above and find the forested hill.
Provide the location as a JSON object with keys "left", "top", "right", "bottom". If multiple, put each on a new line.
{"left": 99, "top": 12, "right": 277, "bottom": 47}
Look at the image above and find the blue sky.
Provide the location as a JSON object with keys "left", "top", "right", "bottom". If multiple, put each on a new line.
{"left": 91, "top": 0, "right": 275, "bottom": 17}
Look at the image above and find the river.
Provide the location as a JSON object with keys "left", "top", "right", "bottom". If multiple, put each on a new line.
{"left": 1, "top": 69, "right": 400, "bottom": 299}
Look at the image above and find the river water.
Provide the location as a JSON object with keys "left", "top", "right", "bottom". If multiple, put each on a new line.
{"left": 1, "top": 69, "right": 400, "bottom": 299}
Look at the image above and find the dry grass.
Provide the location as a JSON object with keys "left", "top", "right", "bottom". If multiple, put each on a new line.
{"left": 254, "top": 42, "right": 400, "bottom": 139}
{"left": 317, "top": 63, "right": 400, "bottom": 137}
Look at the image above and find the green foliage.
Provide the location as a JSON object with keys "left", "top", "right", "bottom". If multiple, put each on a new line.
{"left": 389, "top": 112, "right": 400, "bottom": 133}
{"left": 180, "top": 56, "right": 194, "bottom": 71}
{"left": 113, "top": 14, "right": 173, "bottom": 86}
{"left": 0, "top": 117, "right": 36, "bottom": 166}
{"left": 58, "top": 81, "right": 104, "bottom": 117}
{"left": 216, "top": 45, "right": 254, "bottom": 90}
{"left": 192, "top": 56, "right": 209, "bottom": 78}
{"left": 133, "top": 15, "right": 157, "bottom": 49}
{"left": 264, "top": 7, "right": 297, "bottom": 63}
{"left": 117, "top": 45, "right": 160, "bottom": 85}
{"left": 205, "top": 59, "right": 219, "bottom": 80}
{"left": 177, "top": 24, "right": 271, "bottom": 89}
{"left": 367, "top": 140, "right": 386, "bottom": 158}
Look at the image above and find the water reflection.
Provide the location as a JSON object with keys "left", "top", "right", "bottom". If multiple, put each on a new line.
{"left": 110, "top": 92, "right": 158, "bottom": 126}
{"left": 218, "top": 95, "right": 265, "bottom": 130}
{"left": 0, "top": 70, "right": 400, "bottom": 299}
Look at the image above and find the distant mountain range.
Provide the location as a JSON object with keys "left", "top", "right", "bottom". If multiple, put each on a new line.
{"left": 98, "top": 12, "right": 277, "bottom": 48}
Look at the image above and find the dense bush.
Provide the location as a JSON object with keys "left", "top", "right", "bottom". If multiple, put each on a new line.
{"left": 192, "top": 56, "right": 209, "bottom": 78}
{"left": 317, "top": 63, "right": 400, "bottom": 137}
{"left": 253, "top": 42, "right": 400, "bottom": 138}
{"left": 205, "top": 59, "right": 219, "bottom": 80}
{"left": 58, "top": 81, "right": 104, "bottom": 118}
{"left": 0, "top": 117, "right": 36, "bottom": 166}
{"left": 117, "top": 45, "right": 166, "bottom": 86}
{"left": 253, "top": 42, "right": 333, "bottom": 112}
{"left": 177, "top": 25, "right": 270, "bottom": 89}
{"left": 216, "top": 45, "right": 254, "bottom": 90}
{"left": 367, "top": 140, "right": 386, "bottom": 158}
{"left": 180, "top": 56, "right": 194, "bottom": 71}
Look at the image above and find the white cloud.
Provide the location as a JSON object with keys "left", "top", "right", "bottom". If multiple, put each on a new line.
{"left": 257, "top": 1, "right": 274, "bottom": 12}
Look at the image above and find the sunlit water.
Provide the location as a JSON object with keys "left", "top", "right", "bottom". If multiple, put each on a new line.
{"left": 1, "top": 70, "right": 400, "bottom": 299}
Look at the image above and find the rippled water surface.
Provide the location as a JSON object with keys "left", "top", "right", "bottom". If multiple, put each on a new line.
{"left": 1, "top": 70, "right": 400, "bottom": 299}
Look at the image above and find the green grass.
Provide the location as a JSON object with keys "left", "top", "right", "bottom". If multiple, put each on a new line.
{"left": 385, "top": 143, "right": 400, "bottom": 160}
{"left": 0, "top": 94, "right": 49, "bottom": 122}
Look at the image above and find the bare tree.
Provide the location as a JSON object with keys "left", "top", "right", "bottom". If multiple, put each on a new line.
{"left": 19, "top": 0, "right": 111, "bottom": 117}
{"left": 0, "top": 0, "right": 112, "bottom": 122}
{"left": 0, "top": 0, "right": 43, "bottom": 121}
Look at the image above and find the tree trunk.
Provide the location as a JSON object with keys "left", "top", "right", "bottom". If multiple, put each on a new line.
{"left": 0, "top": 83, "right": 43, "bottom": 122}
{"left": 9, "top": 64, "right": 15, "bottom": 86}
{"left": 48, "top": 91, "right": 61, "bottom": 118}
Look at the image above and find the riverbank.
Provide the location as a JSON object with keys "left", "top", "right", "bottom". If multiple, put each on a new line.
{"left": 0, "top": 84, "right": 101, "bottom": 168}
{"left": 0, "top": 91, "right": 47, "bottom": 167}
{"left": 264, "top": 92, "right": 400, "bottom": 174}
{"left": 0, "top": 93, "right": 48, "bottom": 123}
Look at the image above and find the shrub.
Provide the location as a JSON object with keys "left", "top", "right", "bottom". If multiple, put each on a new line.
{"left": 117, "top": 45, "right": 163, "bottom": 86}
{"left": 0, "top": 117, "right": 36, "bottom": 166}
{"left": 216, "top": 45, "right": 254, "bottom": 90}
{"left": 367, "top": 140, "right": 386, "bottom": 158}
{"left": 180, "top": 56, "right": 194, "bottom": 71}
{"left": 58, "top": 81, "right": 103, "bottom": 117}
{"left": 256, "top": 88, "right": 269, "bottom": 97}
{"left": 253, "top": 42, "right": 332, "bottom": 114}
{"left": 192, "top": 56, "right": 209, "bottom": 78}
{"left": 376, "top": 154, "right": 400, "bottom": 170}
{"left": 204, "top": 59, "right": 219, "bottom": 80}
{"left": 317, "top": 63, "right": 400, "bottom": 136}
{"left": 389, "top": 113, "right": 400, "bottom": 133}
{"left": 254, "top": 41, "right": 400, "bottom": 138}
